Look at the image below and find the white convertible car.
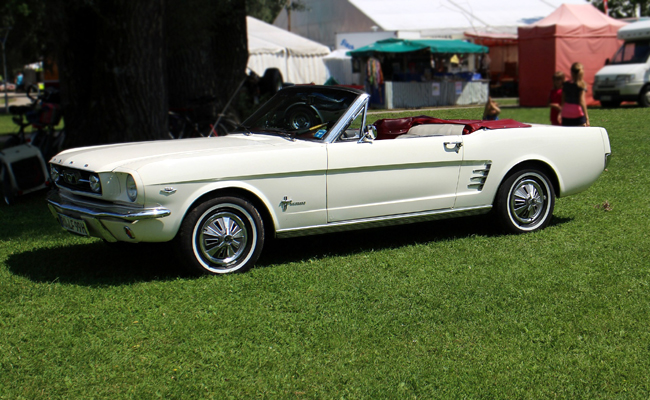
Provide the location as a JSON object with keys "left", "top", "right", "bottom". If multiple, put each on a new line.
{"left": 47, "top": 86, "right": 611, "bottom": 274}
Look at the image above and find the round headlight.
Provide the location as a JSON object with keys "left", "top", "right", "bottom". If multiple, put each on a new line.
{"left": 126, "top": 175, "right": 138, "bottom": 202}
{"left": 89, "top": 174, "right": 101, "bottom": 193}
{"left": 50, "top": 164, "right": 60, "bottom": 182}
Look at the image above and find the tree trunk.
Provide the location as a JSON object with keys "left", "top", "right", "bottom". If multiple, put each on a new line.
{"left": 165, "top": 0, "right": 248, "bottom": 118}
{"left": 48, "top": 0, "right": 167, "bottom": 147}
{"left": 46, "top": 0, "right": 247, "bottom": 147}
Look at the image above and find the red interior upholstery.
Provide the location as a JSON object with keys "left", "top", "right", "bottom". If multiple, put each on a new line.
{"left": 373, "top": 115, "right": 531, "bottom": 140}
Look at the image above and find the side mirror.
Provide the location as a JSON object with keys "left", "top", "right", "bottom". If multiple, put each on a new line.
{"left": 605, "top": 58, "right": 610, "bottom": 66}
{"left": 358, "top": 125, "right": 377, "bottom": 143}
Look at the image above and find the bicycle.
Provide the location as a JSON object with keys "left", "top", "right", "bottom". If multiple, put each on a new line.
{"left": 21, "top": 87, "right": 65, "bottom": 161}
{"left": 168, "top": 96, "right": 219, "bottom": 139}
{"left": 169, "top": 75, "right": 250, "bottom": 139}
{"left": 26, "top": 83, "right": 41, "bottom": 102}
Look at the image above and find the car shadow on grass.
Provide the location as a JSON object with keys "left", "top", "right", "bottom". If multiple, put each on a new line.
{"left": 5, "top": 241, "right": 190, "bottom": 286}
{"left": 256, "top": 214, "right": 572, "bottom": 268}
{"left": 5, "top": 215, "right": 572, "bottom": 285}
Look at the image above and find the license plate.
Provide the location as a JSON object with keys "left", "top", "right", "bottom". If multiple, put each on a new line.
{"left": 58, "top": 214, "right": 89, "bottom": 236}
{"left": 601, "top": 95, "right": 612, "bottom": 101}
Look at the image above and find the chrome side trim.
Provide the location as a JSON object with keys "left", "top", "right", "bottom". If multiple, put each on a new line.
{"left": 47, "top": 189, "right": 171, "bottom": 222}
{"left": 275, "top": 205, "right": 492, "bottom": 238}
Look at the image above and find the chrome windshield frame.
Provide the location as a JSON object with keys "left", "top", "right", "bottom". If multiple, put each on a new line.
{"left": 322, "top": 93, "right": 371, "bottom": 144}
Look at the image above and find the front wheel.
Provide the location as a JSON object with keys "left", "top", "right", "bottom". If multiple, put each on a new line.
{"left": 175, "top": 196, "right": 264, "bottom": 274}
{"left": 494, "top": 169, "right": 555, "bottom": 233}
{"left": 600, "top": 100, "right": 621, "bottom": 108}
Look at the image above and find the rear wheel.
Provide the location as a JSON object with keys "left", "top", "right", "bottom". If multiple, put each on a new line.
{"left": 638, "top": 85, "right": 650, "bottom": 107}
{"left": 494, "top": 169, "right": 555, "bottom": 233}
{"left": 175, "top": 196, "right": 264, "bottom": 274}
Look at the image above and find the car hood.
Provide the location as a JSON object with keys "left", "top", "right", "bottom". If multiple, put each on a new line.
{"left": 51, "top": 133, "right": 317, "bottom": 173}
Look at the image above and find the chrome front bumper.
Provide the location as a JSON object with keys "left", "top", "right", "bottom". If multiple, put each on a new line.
{"left": 47, "top": 189, "right": 171, "bottom": 242}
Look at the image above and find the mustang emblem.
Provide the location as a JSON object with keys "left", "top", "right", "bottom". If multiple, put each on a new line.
{"left": 63, "top": 170, "right": 81, "bottom": 185}
{"left": 160, "top": 187, "right": 177, "bottom": 195}
{"left": 279, "top": 196, "right": 306, "bottom": 212}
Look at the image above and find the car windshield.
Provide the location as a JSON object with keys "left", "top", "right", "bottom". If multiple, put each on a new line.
{"left": 235, "top": 86, "right": 362, "bottom": 141}
{"left": 610, "top": 40, "right": 650, "bottom": 65}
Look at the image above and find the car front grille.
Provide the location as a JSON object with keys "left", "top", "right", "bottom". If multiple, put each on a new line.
{"left": 55, "top": 166, "right": 101, "bottom": 194}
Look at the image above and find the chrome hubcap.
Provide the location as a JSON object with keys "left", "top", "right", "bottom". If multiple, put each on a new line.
{"left": 510, "top": 178, "right": 546, "bottom": 225}
{"left": 199, "top": 211, "right": 248, "bottom": 266}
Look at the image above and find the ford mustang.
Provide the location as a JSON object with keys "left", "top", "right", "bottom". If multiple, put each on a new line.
{"left": 47, "top": 86, "right": 611, "bottom": 274}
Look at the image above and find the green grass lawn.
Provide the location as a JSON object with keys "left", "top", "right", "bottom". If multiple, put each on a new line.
{"left": 0, "top": 111, "right": 64, "bottom": 143}
{"left": 0, "top": 113, "right": 19, "bottom": 136}
{"left": 1, "top": 104, "right": 649, "bottom": 398}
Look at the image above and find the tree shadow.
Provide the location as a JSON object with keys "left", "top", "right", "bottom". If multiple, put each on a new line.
{"left": 5, "top": 214, "right": 573, "bottom": 285}
{"left": 0, "top": 190, "right": 58, "bottom": 242}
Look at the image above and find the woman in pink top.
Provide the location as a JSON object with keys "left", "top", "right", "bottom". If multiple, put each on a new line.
{"left": 561, "top": 63, "right": 590, "bottom": 127}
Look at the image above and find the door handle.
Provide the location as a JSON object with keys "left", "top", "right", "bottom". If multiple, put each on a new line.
{"left": 444, "top": 141, "right": 463, "bottom": 153}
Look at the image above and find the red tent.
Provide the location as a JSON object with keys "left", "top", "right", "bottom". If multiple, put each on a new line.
{"left": 518, "top": 4, "right": 626, "bottom": 106}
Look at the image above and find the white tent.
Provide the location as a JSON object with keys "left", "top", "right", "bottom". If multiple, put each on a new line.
{"left": 274, "top": 0, "right": 589, "bottom": 48}
{"left": 322, "top": 49, "right": 359, "bottom": 85}
{"left": 247, "top": 16, "right": 331, "bottom": 85}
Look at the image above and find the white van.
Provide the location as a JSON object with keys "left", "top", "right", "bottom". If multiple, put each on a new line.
{"left": 593, "top": 19, "right": 650, "bottom": 107}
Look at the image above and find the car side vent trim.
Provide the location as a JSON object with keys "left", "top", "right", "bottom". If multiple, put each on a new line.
{"left": 468, "top": 162, "right": 492, "bottom": 191}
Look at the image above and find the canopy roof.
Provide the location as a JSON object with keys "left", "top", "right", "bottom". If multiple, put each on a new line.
{"left": 347, "top": 38, "right": 488, "bottom": 57}
{"left": 518, "top": 3, "right": 626, "bottom": 39}
{"left": 517, "top": 3, "right": 627, "bottom": 107}
{"left": 247, "top": 16, "right": 330, "bottom": 84}
{"left": 464, "top": 32, "right": 518, "bottom": 46}
{"left": 247, "top": 16, "right": 330, "bottom": 56}
{"left": 347, "top": 0, "right": 588, "bottom": 35}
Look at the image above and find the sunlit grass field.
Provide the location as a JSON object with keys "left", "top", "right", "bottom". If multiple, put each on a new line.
{"left": 1, "top": 104, "right": 648, "bottom": 398}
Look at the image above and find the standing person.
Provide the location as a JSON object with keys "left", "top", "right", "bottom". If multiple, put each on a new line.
{"left": 15, "top": 72, "right": 24, "bottom": 92}
{"left": 482, "top": 96, "right": 501, "bottom": 120}
{"left": 561, "top": 63, "right": 589, "bottom": 127}
{"left": 549, "top": 71, "right": 564, "bottom": 125}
